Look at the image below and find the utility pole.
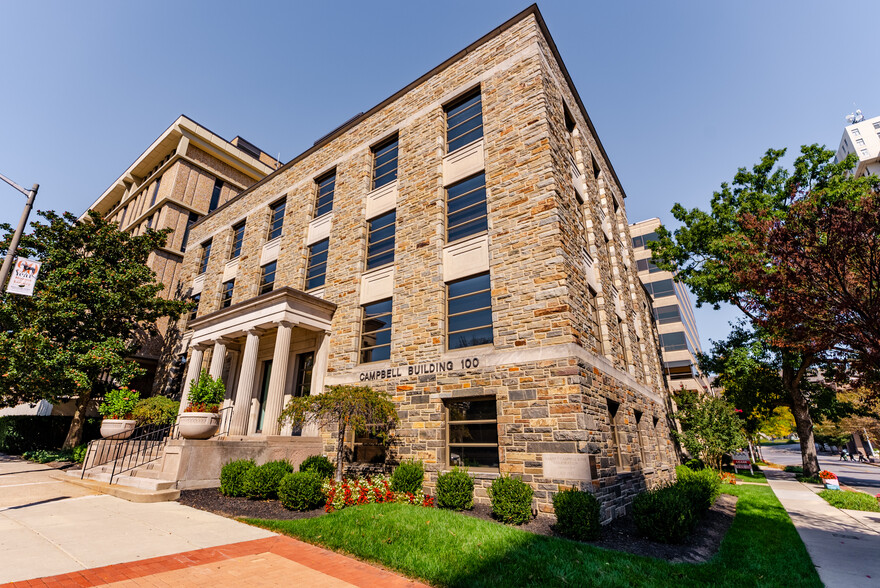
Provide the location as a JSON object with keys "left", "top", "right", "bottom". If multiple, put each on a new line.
{"left": 0, "top": 172, "right": 39, "bottom": 291}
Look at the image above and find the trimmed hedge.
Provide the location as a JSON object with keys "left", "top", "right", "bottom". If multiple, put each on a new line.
{"left": 436, "top": 468, "right": 474, "bottom": 510}
{"left": 0, "top": 416, "right": 101, "bottom": 454}
{"left": 244, "top": 460, "right": 294, "bottom": 499}
{"left": 632, "top": 482, "right": 700, "bottom": 543}
{"left": 391, "top": 460, "right": 424, "bottom": 494}
{"left": 676, "top": 465, "right": 722, "bottom": 509}
{"left": 220, "top": 459, "right": 256, "bottom": 497}
{"left": 278, "top": 471, "right": 325, "bottom": 511}
{"left": 299, "top": 455, "right": 335, "bottom": 479}
{"left": 488, "top": 475, "right": 533, "bottom": 525}
{"left": 553, "top": 488, "right": 601, "bottom": 541}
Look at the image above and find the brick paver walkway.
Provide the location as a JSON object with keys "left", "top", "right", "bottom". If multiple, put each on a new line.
{"left": 2, "top": 536, "right": 428, "bottom": 588}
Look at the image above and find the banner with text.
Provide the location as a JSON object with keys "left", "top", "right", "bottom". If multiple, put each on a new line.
{"left": 6, "top": 257, "right": 41, "bottom": 296}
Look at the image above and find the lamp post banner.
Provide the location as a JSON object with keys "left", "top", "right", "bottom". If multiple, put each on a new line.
{"left": 6, "top": 257, "right": 41, "bottom": 296}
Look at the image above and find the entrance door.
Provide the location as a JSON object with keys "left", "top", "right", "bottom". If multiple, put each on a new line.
{"left": 290, "top": 352, "right": 314, "bottom": 436}
{"left": 256, "top": 359, "right": 272, "bottom": 433}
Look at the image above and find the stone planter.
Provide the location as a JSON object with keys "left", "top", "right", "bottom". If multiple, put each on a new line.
{"left": 824, "top": 480, "right": 840, "bottom": 490}
{"left": 100, "top": 419, "right": 137, "bottom": 439}
{"left": 178, "top": 412, "right": 221, "bottom": 440}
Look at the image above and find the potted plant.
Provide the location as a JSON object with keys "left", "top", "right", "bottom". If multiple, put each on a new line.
{"left": 178, "top": 370, "right": 226, "bottom": 439}
{"left": 818, "top": 470, "right": 839, "bottom": 490}
{"left": 98, "top": 387, "right": 141, "bottom": 439}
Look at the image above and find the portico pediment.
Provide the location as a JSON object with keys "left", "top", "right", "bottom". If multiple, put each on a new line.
{"left": 187, "top": 287, "right": 336, "bottom": 345}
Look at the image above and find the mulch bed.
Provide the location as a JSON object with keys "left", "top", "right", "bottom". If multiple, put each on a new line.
{"left": 180, "top": 488, "right": 738, "bottom": 563}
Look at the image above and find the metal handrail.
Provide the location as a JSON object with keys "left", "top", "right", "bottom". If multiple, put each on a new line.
{"left": 109, "top": 423, "right": 178, "bottom": 484}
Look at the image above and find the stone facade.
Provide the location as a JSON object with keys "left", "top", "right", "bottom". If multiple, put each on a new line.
{"left": 175, "top": 6, "right": 677, "bottom": 519}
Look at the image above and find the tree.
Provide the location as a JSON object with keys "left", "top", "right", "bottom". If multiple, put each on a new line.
{"left": 0, "top": 210, "right": 188, "bottom": 449}
{"left": 651, "top": 146, "right": 876, "bottom": 477}
{"left": 279, "top": 384, "right": 398, "bottom": 480}
{"left": 673, "top": 390, "right": 747, "bottom": 471}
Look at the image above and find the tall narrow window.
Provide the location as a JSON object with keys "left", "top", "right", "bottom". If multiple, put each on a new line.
{"left": 146, "top": 214, "right": 154, "bottom": 229}
{"left": 149, "top": 176, "right": 162, "bottom": 207}
{"left": 445, "top": 89, "right": 482, "bottom": 152}
{"left": 372, "top": 136, "right": 398, "bottom": 189}
{"left": 220, "top": 279, "right": 235, "bottom": 308}
{"left": 294, "top": 352, "right": 314, "bottom": 398}
{"left": 119, "top": 205, "right": 128, "bottom": 227}
{"left": 268, "top": 198, "right": 286, "bottom": 240}
{"left": 360, "top": 298, "right": 392, "bottom": 363}
{"left": 259, "top": 261, "right": 277, "bottom": 295}
{"left": 653, "top": 416, "right": 665, "bottom": 462}
{"left": 189, "top": 293, "right": 200, "bottom": 321}
{"left": 447, "top": 173, "right": 487, "bottom": 242}
{"left": 608, "top": 400, "right": 625, "bottom": 470}
{"left": 198, "top": 240, "right": 212, "bottom": 275}
{"left": 306, "top": 239, "right": 328, "bottom": 290}
{"left": 315, "top": 171, "right": 335, "bottom": 217}
{"left": 230, "top": 222, "right": 246, "bottom": 259}
{"left": 180, "top": 212, "right": 199, "bottom": 252}
{"left": 366, "top": 210, "right": 395, "bottom": 270}
{"left": 586, "top": 286, "right": 604, "bottom": 354}
{"left": 209, "top": 178, "right": 224, "bottom": 213}
{"left": 634, "top": 410, "right": 647, "bottom": 468}
{"left": 447, "top": 272, "right": 493, "bottom": 350}
{"left": 446, "top": 398, "right": 499, "bottom": 469}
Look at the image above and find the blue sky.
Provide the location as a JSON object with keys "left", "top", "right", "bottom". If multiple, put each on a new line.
{"left": 2, "top": 0, "right": 878, "bottom": 349}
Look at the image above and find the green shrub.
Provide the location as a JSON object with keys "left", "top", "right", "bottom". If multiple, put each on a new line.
{"left": 436, "top": 467, "right": 474, "bottom": 510}
{"left": 186, "top": 370, "right": 226, "bottom": 412}
{"left": 783, "top": 465, "right": 803, "bottom": 474}
{"left": 819, "top": 489, "right": 880, "bottom": 512}
{"left": 220, "top": 459, "right": 256, "bottom": 497}
{"left": 0, "top": 416, "right": 101, "bottom": 454}
{"left": 488, "top": 475, "right": 533, "bottom": 525}
{"left": 684, "top": 458, "right": 705, "bottom": 470}
{"left": 244, "top": 460, "right": 294, "bottom": 499}
{"left": 553, "top": 488, "right": 601, "bottom": 541}
{"left": 299, "top": 454, "right": 335, "bottom": 479}
{"left": 23, "top": 448, "right": 72, "bottom": 463}
{"left": 391, "top": 459, "right": 424, "bottom": 494}
{"left": 632, "top": 483, "right": 699, "bottom": 543}
{"left": 131, "top": 396, "right": 180, "bottom": 426}
{"left": 72, "top": 443, "right": 88, "bottom": 464}
{"left": 98, "top": 387, "right": 141, "bottom": 419}
{"left": 676, "top": 465, "right": 721, "bottom": 509}
{"left": 278, "top": 471, "right": 325, "bottom": 511}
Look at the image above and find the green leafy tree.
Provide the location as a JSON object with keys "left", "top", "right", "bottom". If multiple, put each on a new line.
{"left": 650, "top": 146, "right": 875, "bottom": 477}
{"left": 279, "top": 384, "right": 398, "bottom": 480}
{"left": 673, "top": 390, "right": 747, "bottom": 471}
{"left": 0, "top": 210, "right": 188, "bottom": 449}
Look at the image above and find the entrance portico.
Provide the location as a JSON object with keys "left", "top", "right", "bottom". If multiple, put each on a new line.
{"left": 181, "top": 287, "right": 336, "bottom": 437}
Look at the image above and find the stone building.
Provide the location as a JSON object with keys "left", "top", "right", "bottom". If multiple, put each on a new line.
{"left": 630, "top": 218, "right": 712, "bottom": 394}
{"left": 81, "top": 116, "right": 277, "bottom": 394}
{"left": 174, "top": 5, "right": 677, "bottom": 518}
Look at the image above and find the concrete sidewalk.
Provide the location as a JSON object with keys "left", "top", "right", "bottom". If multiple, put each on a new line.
{"left": 764, "top": 468, "right": 880, "bottom": 588}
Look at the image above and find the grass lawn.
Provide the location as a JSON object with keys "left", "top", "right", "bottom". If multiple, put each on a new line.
{"left": 818, "top": 489, "right": 880, "bottom": 512}
{"left": 722, "top": 466, "right": 767, "bottom": 484}
{"left": 247, "top": 484, "right": 820, "bottom": 588}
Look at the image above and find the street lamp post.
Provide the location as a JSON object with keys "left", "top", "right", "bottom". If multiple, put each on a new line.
{"left": 0, "top": 172, "right": 39, "bottom": 291}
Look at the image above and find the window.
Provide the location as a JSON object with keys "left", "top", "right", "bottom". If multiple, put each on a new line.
{"left": 266, "top": 198, "right": 287, "bottom": 241}
{"left": 852, "top": 128, "right": 861, "bottom": 136}
{"left": 149, "top": 176, "right": 162, "bottom": 207}
{"left": 652, "top": 304, "right": 681, "bottom": 324}
{"left": 634, "top": 410, "right": 648, "bottom": 467}
{"left": 636, "top": 258, "right": 661, "bottom": 273}
{"left": 220, "top": 279, "right": 235, "bottom": 308}
{"left": 293, "top": 352, "right": 314, "bottom": 398}
{"left": 360, "top": 298, "right": 392, "bottom": 363}
{"left": 366, "top": 210, "right": 395, "bottom": 269}
{"left": 198, "top": 240, "right": 212, "bottom": 274}
{"left": 315, "top": 171, "right": 335, "bottom": 217}
{"left": 230, "top": 222, "right": 246, "bottom": 259}
{"left": 305, "top": 239, "right": 328, "bottom": 289}
{"left": 189, "top": 293, "right": 200, "bottom": 321}
{"left": 372, "top": 136, "right": 398, "bottom": 189}
{"left": 586, "top": 286, "right": 604, "bottom": 354}
{"left": 664, "top": 360, "right": 694, "bottom": 380}
{"left": 659, "top": 331, "right": 688, "bottom": 352}
{"left": 856, "top": 138, "right": 866, "bottom": 146}
{"left": 447, "top": 173, "right": 487, "bottom": 242}
{"left": 645, "top": 278, "right": 674, "bottom": 298}
{"left": 209, "top": 179, "right": 224, "bottom": 213}
{"left": 607, "top": 400, "right": 624, "bottom": 469}
{"left": 631, "top": 232, "right": 658, "bottom": 249}
{"left": 446, "top": 398, "right": 499, "bottom": 469}
{"left": 146, "top": 214, "right": 154, "bottom": 229}
{"left": 653, "top": 416, "right": 665, "bottom": 462}
{"left": 447, "top": 272, "right": 493, "bottom": 349}
{"left": 591, "top": 153, "right": 601, "bottom": 180}
{"left": 445, "top": 89, "right": 483, "bottom": 152}
{"left": 180, "top": 212, "right": 199, "bottom": 252}
{"left": 874, "top": 122, "right": 880, "bottom": 130}
{"left": 259, "top": 261, "right": 277, "bottom": 295}
{"left": 564, "top": 104, "right": 576, "bottom": 134}
{"left": 861, "top": 149, "right": 869, "bottom": 157}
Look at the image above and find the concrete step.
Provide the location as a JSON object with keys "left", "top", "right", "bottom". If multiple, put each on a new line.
{"left": 111, "top": 474, "right": 176, "bottom": 491}
{"left": 56, "top": 472, "right": 179, "bottom": 503}
{"left": 128, "top": 468, "right": 167, "bottom": 480}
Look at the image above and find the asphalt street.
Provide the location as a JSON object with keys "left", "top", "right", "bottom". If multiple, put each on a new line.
{"left": 761, "top": 442, "right": 880, "bottom": 496}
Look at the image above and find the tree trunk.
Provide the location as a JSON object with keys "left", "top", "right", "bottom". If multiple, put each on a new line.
{"left": 335, "top": 421, "right": 347, "bottom": 481}
{"left": 782, "top": 353, "right": 820, "bottom": 477}
{"left": 62, "top": 391, "right": 91, "bottom": 450}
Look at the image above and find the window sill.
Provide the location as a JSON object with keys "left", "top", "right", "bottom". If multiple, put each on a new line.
{"left": 440, "top": 468, "right": 500, "bottom": 479}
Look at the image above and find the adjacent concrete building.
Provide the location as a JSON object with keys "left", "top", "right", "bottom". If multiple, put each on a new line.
{"left": 82, "top": 116, "right": 277, "bottom": 394}
{"left": 629, "top": 218, "right": 711, "bottom": 395}
{"left": 161, "top": 5, "right": 677, "bottom": 518}
{"left": 835, "top": 112, "right": 880, "bottom": 177}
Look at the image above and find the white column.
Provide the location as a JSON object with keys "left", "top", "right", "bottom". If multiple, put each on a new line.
{"left": 229, "top": 328, "right": 262, "bottom": 436}
{"left": 178, "top": 344, "right": 207, "bottom": 415}
{"left": 302, "top": 330, "right": 331, "bottom": 437}
{"left": 208, "top": 338, "right": 230, "bottom": 380}
{"left": 262, "top": 322, "right": 293, "bottom": 436}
